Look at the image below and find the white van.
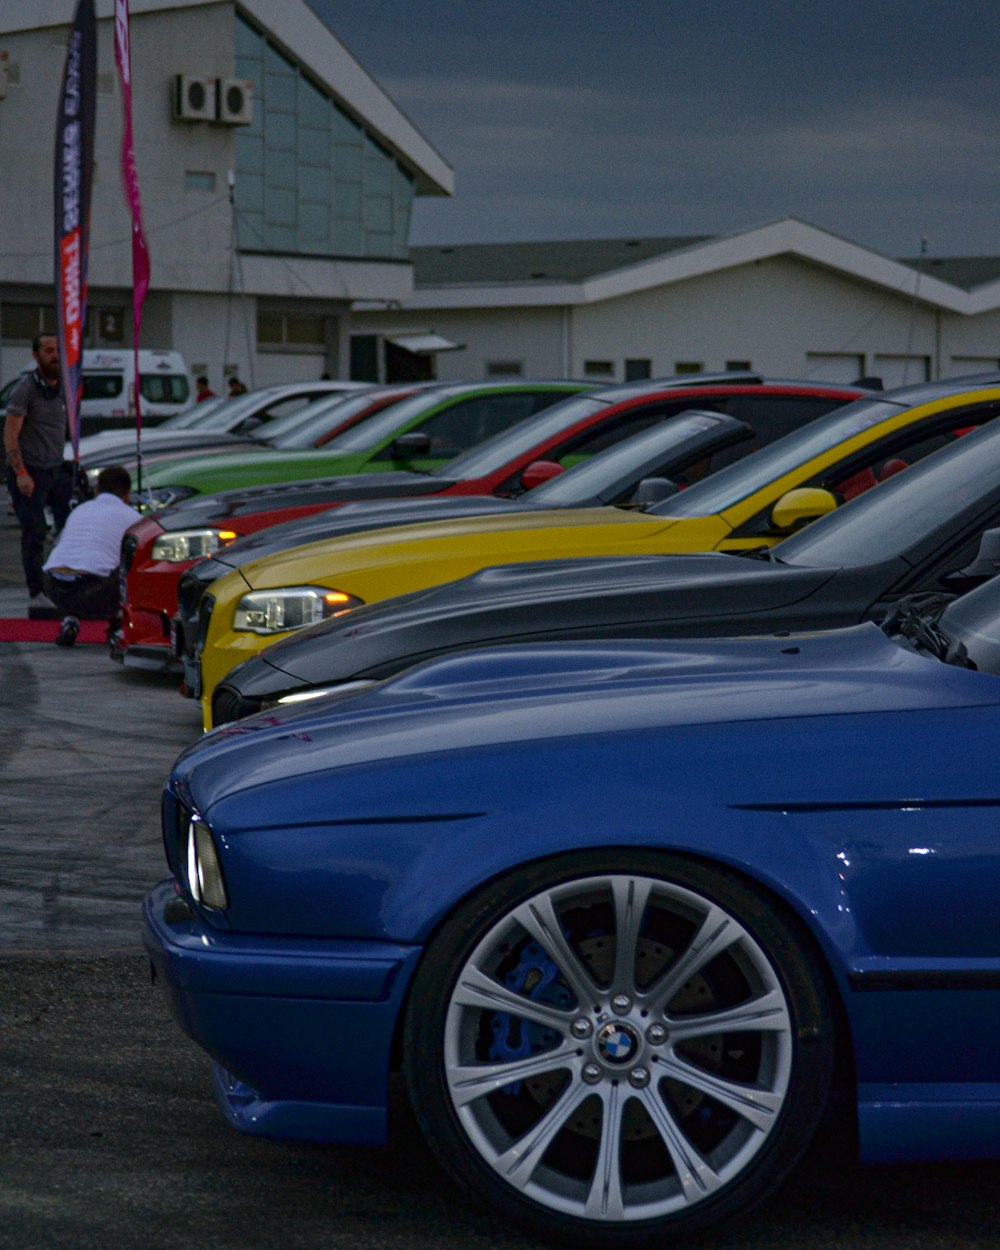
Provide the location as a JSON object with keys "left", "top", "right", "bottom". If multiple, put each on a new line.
{"left": 80, "top": 349, "right": 194, "bottom": 430}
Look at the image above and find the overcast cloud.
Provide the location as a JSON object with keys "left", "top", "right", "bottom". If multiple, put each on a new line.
{"left": 307, "top": 1, "right": 1000, "bottom": 258}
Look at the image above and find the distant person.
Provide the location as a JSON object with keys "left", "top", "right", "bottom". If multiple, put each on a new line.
{"left": 3, "top": 331, "right": 73, "bottom": 610}
{"left": 42, "top": 465, "right": 141, "bottom": 647}
{"left": 195, "top": 375, "right": 215, "bottom": 402}
{"left": 227, "top": 376, "right": 248, "bottom": 397}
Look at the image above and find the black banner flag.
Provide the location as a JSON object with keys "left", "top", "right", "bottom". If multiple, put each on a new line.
{"left": 54, "top": 0, "right": 97, "bottom": 455}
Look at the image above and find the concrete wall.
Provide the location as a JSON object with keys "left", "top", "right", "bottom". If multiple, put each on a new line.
{"left": 569, "top": 257, "right": 933, "bottom": 382}
{"left": 351, "top": 305, "right": 570, "bottom": 381}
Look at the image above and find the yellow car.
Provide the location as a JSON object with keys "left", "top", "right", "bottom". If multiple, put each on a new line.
{"left": 198, "top": 380, "right": 1000, "bottom": 725}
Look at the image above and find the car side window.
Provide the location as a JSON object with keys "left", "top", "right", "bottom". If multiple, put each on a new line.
{"left": 553, "top": 401, "right": 725, "bottom": 462}
{"left": 378, "top": 393, "right": 543, "bottom": 461}
{"left": 732, "top": 395, "right": 850, "bottom": 445}
{"left": 730, "top": 406, "right": 1000, "bottom": 539}
{"left": 255, "top": 397, "right": 315, "bottom": 421}
{"left": 707, "top": 396, "right": 847, "bottom": 473}
{"left": 903, "top": 523, "right": 1000, "bottom": 593}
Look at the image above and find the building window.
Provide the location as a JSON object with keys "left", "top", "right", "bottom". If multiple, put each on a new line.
{"left": 951, "top": 355, "right": 1000, "bottom": 373}
{"left": 258, "top": 308, "right": 327, "bottom": 351}
{"left": 674, "top": 361, "right": 704, "bottom": 374}
{"left": 726, "top": 359, "right": 752, "bottom": 371}
{"left": 486, "top": 360, "right": 524, "bottom": 377}
{"left": 234, "top": 13, "right": 415, "bottom": 260}
{"left": 873, "top": 354, "right": 930, "bottom": 388}
{"left": 805, "top": 353, "right": 865, "bottom": 385}
{"left": 185, "top": 170, "right": 217, "bottom": 192}
{"left": 93, "top": 308, "right": 125, "bottom": 344}
{"left": 624, "top": 358, "right": 651, "bottom": 381}
{"left": 584, "top": 360, "right": 615, "bottom": 378}
{"left": 1, "top": 303, "right": 55, "bottom": 342}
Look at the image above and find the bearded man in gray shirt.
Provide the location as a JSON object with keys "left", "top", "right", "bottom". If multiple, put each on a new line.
{"left": 3, "top": 331, "right": 74, "bottom": 609}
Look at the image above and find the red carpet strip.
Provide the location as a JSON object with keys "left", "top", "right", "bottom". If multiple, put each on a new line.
{"left": 0, "top": 619, "right": 108, "bottom": 644}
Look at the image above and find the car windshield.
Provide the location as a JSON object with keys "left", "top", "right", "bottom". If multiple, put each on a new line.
{"left": 937, "top": 574, "right": 1000, "bottom": 674}
{"left": 776, "top": 420, "right": 1000, "bottom": 568}
{"left": 263, "top": 389, "right": 408, "bottom": 449}
{"left": 158, "top": 395, "right": 229, "bottom": 428}
{"left": 526, "top": 411, "right": 732, "bottom": 503}
{"left": 651, "top": 397, "right": 907, "bottom": 516}
{"left": 182, "top": 391, "right": 278, "bottom": 431}
{"left": 442, "top": 395, "right": 607, "bottom": 477}
{"left": 318, "top": 388, "right": 464, "bottom": 452}
{"left": 319, "top": 386, "right": 580, "bottom": 454}
{"left": 258, "top": 394, "right": 353, "bottom": 446}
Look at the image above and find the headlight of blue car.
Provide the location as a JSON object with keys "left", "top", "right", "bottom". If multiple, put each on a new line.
{"left": 184, "top": 815, "right": 228, "bottom": 911}
{"left": 233, "top": 586, "right": 364, "bottom": 634}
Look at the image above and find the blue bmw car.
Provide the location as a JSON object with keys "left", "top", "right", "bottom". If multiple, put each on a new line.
{"left": 144, "top": 577, "right": 1000, "bottom": 1245}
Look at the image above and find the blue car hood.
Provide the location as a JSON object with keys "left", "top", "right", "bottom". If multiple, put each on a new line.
{"left": 172, "top": 624, "right": 1000, "bottom": 813}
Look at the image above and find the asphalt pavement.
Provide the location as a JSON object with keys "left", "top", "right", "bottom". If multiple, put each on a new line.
{"left": 1, "top": 509, "right": 998, "bottom": 1250}
{"left": 0, "top": 511, "right": 201, "bottom": 952}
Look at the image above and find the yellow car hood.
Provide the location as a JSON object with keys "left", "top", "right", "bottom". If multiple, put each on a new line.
{"left": 237, "top": 506, "right": 733, "bottom": 598}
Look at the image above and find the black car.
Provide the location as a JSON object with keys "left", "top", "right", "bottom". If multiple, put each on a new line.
{"left": 169, "top": 407, "right": 767, "bottom": 686}
{"left": 211, "top": 415, "right": 1000, "bottom": 723}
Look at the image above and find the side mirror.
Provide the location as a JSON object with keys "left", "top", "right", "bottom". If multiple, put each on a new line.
{"left": 233, "top": 415, "right": 264, "bottom": 435}
{"left": 520, "top": 459, "right": 564, "bottom": 491}
{"left": 633, "top": 477, "right": 680, "bottom": 507}
{"left": 390, "top": 431, "right": 432, "bottom": 460}
{"left": 939, "top": 528, "right": 1000, "bottom": 592}
{"left": 770, "top": 487, "right": 839, "bottom": 532}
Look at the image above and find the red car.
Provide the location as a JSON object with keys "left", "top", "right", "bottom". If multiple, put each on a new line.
{"left": 116, "top": 377, "right": 868, "bottom": 671}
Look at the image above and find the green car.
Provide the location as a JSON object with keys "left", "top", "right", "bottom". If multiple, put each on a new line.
{"left": 139, "top": 381, "right": 592, "bottom": 507}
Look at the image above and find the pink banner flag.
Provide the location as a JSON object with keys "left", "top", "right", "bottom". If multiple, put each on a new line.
{"left": 113, "top": 0, "right": 150, "bottom": 437}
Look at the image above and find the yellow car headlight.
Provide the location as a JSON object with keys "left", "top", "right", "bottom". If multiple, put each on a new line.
{"left": 151, "top": 528, "right": 238, "bottom": 563}
{"left": 233, "top": 585, "right": 364, "bottom": 635}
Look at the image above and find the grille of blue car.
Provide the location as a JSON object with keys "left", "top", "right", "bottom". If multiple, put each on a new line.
{"left": 161, "top": 788, "right": 192, "bottom": 875}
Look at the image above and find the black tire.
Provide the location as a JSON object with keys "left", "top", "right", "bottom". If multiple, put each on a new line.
{"left": 403, "top": 850, "right": 835, "bottom": 1248}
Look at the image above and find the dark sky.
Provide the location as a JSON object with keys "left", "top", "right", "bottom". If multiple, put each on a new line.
{"left": 306, "top": 1, "right": 1000, "bottom": 258}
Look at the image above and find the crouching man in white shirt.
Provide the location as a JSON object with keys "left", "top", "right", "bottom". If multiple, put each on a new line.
{"left": 42, "top": 464, "right": 141, "bottom": 647}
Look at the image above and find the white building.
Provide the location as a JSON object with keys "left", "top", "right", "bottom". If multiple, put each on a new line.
{"left": 3, "top": 5, "right": 1000, "bottom": 394}
{"left": 354, "top": 220, "right": 1000, "bottom": 389}
{"left": 0, "top": 0, "right": 453, "bottom": 388}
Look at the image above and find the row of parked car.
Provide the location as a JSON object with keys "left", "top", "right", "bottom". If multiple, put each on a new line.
{"left": 137, "top": 368, "right": 1000, "bottom": 1246}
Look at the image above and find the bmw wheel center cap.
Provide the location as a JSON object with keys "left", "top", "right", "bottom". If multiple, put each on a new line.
{"left": 596, "top": 1021, "right": 640, "bottom": 1065}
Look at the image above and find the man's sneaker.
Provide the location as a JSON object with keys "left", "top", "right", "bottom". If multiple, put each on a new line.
{"left": 55, "top": 616, "right": 80, "bottom": 647}
{"left": 28, "top": 592, "right": 57, "bottom": 612}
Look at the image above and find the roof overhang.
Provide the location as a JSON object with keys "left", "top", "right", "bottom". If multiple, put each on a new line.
{"left": 384, "top": 218, "right": 995, "bottom": 314}
{"left": 386, "top": 332, "right": 464, "bottom": 354}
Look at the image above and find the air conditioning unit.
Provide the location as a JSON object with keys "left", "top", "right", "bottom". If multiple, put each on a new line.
{"left": 172, "top": 74, "right": 216, "bottom": 122}
{"left": 217, "top": 78, "right": 253, "bottom": 125}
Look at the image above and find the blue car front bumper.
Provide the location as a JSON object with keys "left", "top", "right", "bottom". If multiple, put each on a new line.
{"left": 143, "top": 879, "right": 422, "bottom": 1145}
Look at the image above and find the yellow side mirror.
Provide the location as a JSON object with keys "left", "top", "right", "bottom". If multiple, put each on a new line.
{"left": 771, "top": 487, "right": 839, "bottom": 532}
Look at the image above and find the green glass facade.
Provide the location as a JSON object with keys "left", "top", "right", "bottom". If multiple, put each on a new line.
{"left": 234, "top": 14, "right": 414, "bottom": 259}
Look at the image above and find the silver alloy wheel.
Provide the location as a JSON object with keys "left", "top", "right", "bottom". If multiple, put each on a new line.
{"left": 441, "top": 872, "right": 794, "bottom": 1223}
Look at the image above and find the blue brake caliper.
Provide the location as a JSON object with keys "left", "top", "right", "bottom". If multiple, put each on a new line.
{"left": 488, "top": 939, "right": 574, "bottom": 1095}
